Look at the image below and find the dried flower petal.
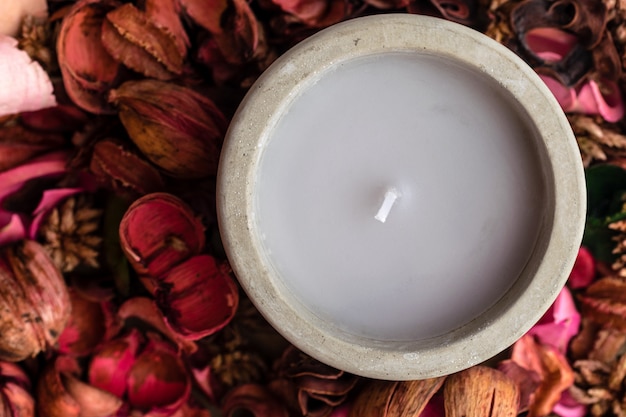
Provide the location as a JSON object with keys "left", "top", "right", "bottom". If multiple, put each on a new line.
{"left": 0, "top": 35, "right": 55, "bottom": 117}
{"left": 510, "top": 334, "right": 576, "bottom": 417}
{"left": 528, "top": 287, "right": 581, "bottom": 353}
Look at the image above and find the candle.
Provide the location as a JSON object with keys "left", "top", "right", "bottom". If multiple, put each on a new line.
{"left": 255, "top": 51, "right": 546, "bottom": 341}
{"left": 217, "top": 14, "right": 586, "bottom": 380}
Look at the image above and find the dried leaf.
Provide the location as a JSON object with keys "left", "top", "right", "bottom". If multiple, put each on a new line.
{"left": 444, "top": 366, "right": 519, "bottom": 417}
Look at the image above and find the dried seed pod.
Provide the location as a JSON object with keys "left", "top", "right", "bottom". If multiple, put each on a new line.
{"left": 349, "top": 377, "right": 445, "bottom": 417}
{"left": 118, "top": 193, "right": 205, "bottom": 278}
{"left": 101, "top": 3, "right": 184, "bottom": 80}
{"left": 444, "top": 366, "right": 519, "bottom": 417}
{"left": 0, "top": 240, "right": 70, "bottom": 361}
{"left": 144, "top": 0, "right": 189, "bottom": 57}
{"left": 157, "top": 255, "right": 238, "bottom": 340}
{"left": 57, "top": 0, "right": 122, "bottom": 114}
{"left": 90, "top": 139, "right": 165, "bottom": 198}
{"left": 109, "top": 79, "right": 227, "bottom": 179}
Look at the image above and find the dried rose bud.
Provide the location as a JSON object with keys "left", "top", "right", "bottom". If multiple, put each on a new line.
{"left": 0, "top": 240, "right": 70, "bottom": 361}
{"left": 57, "top": 0, "right": 123, "bottom": 114}
{"left": 157, "top": 254, "right": 238, "bottom": 340}
{"left": 222, "top": 384, "right": 289, "bottom": 417}
{"left": 0, "top": 361, "right": 35, "bottom": 417}
{"left": 349, "top": 377, "right": 445, "bottom": 417}
{"left": 118, "top": 193, "right": 205, "bottom": 279}
{"left": 37, "top": 356, "right": 123, "bottom": 417}
{"left": 109, "top": 79, "right": 227, "bottom": 178}
{"left": 101, "top": 3, "right": 184, "bottom": 80}
{"left": 90, "top": 139, "right": 165, "bottom": 198}
{"left": 272, "top": 346, "right": 359, "bottom": 417}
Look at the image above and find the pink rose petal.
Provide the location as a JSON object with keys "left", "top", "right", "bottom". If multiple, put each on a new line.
{"left": 0, "top": 35, "right": 56, "bottom": 116}
{"left": 575, "top": 79, "right": 624, "bottom": 123}
{"left": 527, "top": 287, "right": 580, "bottom": 353}
{"left": 539, "top": 75, "right": 624, "bottom": 122}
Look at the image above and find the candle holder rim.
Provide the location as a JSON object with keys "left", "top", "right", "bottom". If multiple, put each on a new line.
{"left": 217, "top": 13, "right": 586, "bottom": 380}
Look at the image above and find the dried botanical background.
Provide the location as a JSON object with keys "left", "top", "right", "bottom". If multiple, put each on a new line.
{"left": 0, "top": 0, "right": 625, "bottom": 416}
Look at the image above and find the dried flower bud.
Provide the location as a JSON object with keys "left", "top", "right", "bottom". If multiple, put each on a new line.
{"left": 109, "top": 79, "right": 227, "bottom": 178}
{"left": 0, "top": 240, "right": 70, "bottom": 361}
{"left": 157, "top": 255, "right": 239, "bottom": 340}
{"left": 349, "top": 378, "right": 445, "bottom": 417}
{"left": 57, "top": 0, "right": 122, "bottom": 114}
{"left": 444, "top": 366, "right": 519, "bottom": 417}
{"left": 118, "top": 192, "right": 205, "bottom": 278}
{"left": 222, "top": 384, "right": 289, "bottom": 417}
{"left": 0, "top": 361, "right": 35, "bottom": 417}
{"left": 101, "top": 3, "right": 184, "bottom": 80}
{"left": 90, "top": 139, "right": 165, "bottom": 198}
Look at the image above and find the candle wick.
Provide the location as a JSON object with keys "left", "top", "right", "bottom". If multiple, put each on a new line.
{"left": 375, "top": 188, "right": 401, "bottom": 223}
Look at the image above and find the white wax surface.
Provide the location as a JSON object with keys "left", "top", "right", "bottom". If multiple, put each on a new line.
{"left": 254, "top": 53, "right": 546, "bottom": 341}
